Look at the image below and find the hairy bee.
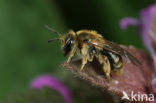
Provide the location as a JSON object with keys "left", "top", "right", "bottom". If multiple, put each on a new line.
{"left": 46, "top": 25, "right": 141, "bottom": 80}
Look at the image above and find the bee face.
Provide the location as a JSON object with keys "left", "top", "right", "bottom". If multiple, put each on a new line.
{"left": 61, "top": 32, "right": 76, "bottom": 56}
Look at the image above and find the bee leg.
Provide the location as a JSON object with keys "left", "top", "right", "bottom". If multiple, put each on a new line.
{"left": 102, "top": 57, "right": 111, "bottom": 81}
{"left": 80, "top": 54, "right": 89, "bottom": 71}
{"left": 67, "top": 45, "right": 76, "bottom": 63}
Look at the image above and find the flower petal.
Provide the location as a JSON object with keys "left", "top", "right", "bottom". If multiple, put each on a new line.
{"left": 140, "top": 5, "right": 156, "bottom": 72}
{"left": 30, "top": 74, "right": 73, "bottom": 103}
{"left": 151, "top": 12, "right": 156, "bottom": 70}
{"left": 120, "top": 17, "right": 139, "bottom": 30}
{"left": 139, "top": 4, "right": 156, "bottom": 52}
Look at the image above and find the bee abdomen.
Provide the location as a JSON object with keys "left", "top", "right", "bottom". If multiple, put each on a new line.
{"left": 112, "top": 57, "right": 123, "bottom": 71}
{"left": 101, "top": 50, "right": 123, "bottom": 71}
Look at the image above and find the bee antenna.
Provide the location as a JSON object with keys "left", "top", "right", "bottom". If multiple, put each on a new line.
{"left": 45, "top": 25, "right": 62, "bottom": 36}
{"left": 48, "top": 38, "right": 61, "bottom": 43}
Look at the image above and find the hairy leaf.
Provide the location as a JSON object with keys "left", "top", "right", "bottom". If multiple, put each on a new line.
{"left": 62, "top": 46, "right": 155, "bottom": 101}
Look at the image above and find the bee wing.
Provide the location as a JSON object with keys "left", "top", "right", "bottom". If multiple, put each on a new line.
{"left": 105, "top": 40, "right": 141, "bottom": 65}
{"left": 85, "top": 40, "right": 141, "bottom": 66}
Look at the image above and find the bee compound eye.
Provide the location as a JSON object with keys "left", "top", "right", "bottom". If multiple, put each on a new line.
{"left": 63, "top": 39, "right": 74, "bottom": 56}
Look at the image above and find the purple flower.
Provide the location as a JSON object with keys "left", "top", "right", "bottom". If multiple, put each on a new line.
{"left": 120, "top": 4, "right": 156, "bottom": 68}
{"left": 120, "top": 17, "right": 139, "bottom": 30}
{"left": 30, "top": 74, "right": 73, "bottom": 103}
{"left": 120, "top": 4, "right": 156, "bottom": 92}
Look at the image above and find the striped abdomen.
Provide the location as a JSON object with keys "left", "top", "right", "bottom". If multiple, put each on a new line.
{"left": 101, "top": 50, "right": 123, "bottom": 72}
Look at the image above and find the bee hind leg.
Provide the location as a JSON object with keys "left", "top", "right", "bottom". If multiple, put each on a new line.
{"left": 102, "top": 57, "right": 111, "bottom": 81}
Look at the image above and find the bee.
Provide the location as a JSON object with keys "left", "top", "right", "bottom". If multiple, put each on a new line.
{"left": 46, "top": 25, "right": 141, "bottom": 80}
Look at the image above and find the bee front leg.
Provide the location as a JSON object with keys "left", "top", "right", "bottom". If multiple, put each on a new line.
{"left": 80, "top": 54, "right": 89, "bottom": 71}
{"left": 102, "top": 57, "right": 111, "bottom": 81}
{"left": 67, "top": 45, "right": 76, "bottom": 63}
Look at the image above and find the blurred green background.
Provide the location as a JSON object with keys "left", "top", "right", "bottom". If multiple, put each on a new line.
{"left": 0, "top": 0, "right": 155, "bottom": 100}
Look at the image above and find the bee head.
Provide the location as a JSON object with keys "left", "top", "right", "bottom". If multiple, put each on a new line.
{"left": 61, "top": 30, "right": 76, "bottom": 56}
{"left": 46, "top": 25, "right": 76, "bottom": 56}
